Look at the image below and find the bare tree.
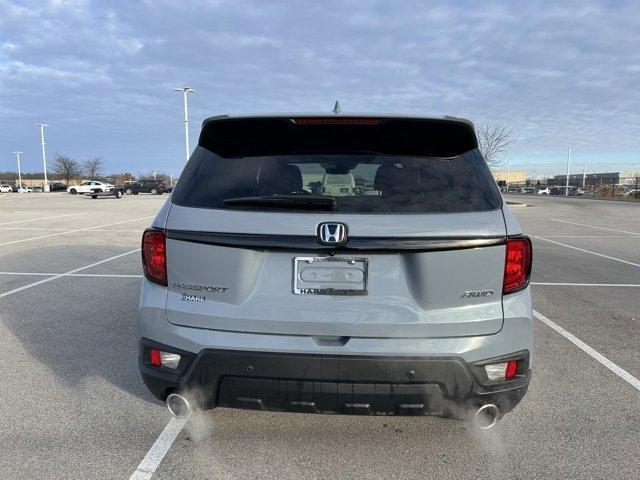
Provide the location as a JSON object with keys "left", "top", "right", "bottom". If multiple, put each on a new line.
{"left": 52, "top": 155, "right": 82, "bottom": 185}
{"left": 82, "top": 157, "right": 104, "bottom": 179}
{"left": 477, "top": 122, "right": 518, "bottom": 168}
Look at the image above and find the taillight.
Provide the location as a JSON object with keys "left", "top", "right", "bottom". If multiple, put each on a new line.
{"left": 142, "top": 229, "right": 167, "bottom": 286}
{"left": 484, "top": 359, "right": 519, "bottom": 381}
{"left": 503, "top": 237, "right": 532, "bottom": 294}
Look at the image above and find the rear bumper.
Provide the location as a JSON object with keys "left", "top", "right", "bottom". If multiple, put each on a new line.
{"left": 139, "top": 341, "right": 530, "bottom": 417}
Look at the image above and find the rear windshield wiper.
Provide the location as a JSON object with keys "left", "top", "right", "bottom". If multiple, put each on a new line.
{"left": 223, "top": 195, "right": 337, "bottom": 211}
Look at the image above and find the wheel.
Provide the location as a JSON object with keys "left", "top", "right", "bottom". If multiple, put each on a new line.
{"left": 150, "top": 188, "right": 158, "bottom": 195}
{"left": 69, "top": 188, "right": 77, "bottom": 195}
{"left": 133, "top": 191, "right": 139, "bottom": 195}
{"left": 91, "top": 195, "right": 98, "bottom": 199}
{"left": 125, "top": 188, "right": 133, "bottom": 195}
{"left": 115, "top": 190, "right": 123, "bottom": 198}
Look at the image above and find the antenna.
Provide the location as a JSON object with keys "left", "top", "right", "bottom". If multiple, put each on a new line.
{"left": 332, "top": 101, "right": 342, "bottom": 114}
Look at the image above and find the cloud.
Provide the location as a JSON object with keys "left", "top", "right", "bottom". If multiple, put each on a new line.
{"left": 0, "top": 0, "right": 639, "bottom": 175}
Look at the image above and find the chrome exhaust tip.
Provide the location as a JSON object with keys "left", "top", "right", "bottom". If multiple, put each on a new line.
{"left": 474, "top": 403, "right": 499, "bottom": 430}
{"left": 166, "top": 393, "right": 192, "bottom": 419}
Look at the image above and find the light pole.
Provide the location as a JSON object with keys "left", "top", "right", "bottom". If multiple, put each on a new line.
{"left": 37, "top": 123, "right": 50, "bottom": 191}
{"left": 506, "top": 157, "right": 511, "bottom": 191}
{"left": 13, "top": 151, "right": 23, "bottom": 191}
{"left": 582, "top": 162, "right": 587, "bottom": 189}
{"left": 565, "top": 146, "right": 572, "bottom": 197}
{"left": 173, "top": 87, "right": 195, "bottom": 162}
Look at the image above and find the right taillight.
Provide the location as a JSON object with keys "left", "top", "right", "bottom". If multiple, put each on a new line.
{"left": 142, "top": 229, "right": 167, "bottom": 286}
{"left": 503, "top": 237, "right": 532, "bottom": 294}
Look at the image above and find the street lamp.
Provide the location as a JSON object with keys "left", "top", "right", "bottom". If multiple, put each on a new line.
{"left": 565, "top": 146, "right": 572, "bottom": 197}
{"left": 173, "top": 87, "right": 195, "bottom": 162}
{"left": 37, "top": 123, "right": 50, "bottom": 192}
{"left": 13, "top": 151, "right": 23, "bottom": 191}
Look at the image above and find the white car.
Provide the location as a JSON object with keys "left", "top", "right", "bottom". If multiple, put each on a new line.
{"left": 17, "top": 186, "right": 33, "bottom": 193}
{"left": 67, "top": 181, "right": 114, "bottom": 195}
{"left": 0, "top": 184, "right": 13, "bottom": 193}
{"left": 537, "top": 187, "right": 550, "bottom": 195}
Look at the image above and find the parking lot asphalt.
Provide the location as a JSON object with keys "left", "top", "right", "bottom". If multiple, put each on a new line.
{"left": 0, "top": 192, "right": 638, "bottom": 479}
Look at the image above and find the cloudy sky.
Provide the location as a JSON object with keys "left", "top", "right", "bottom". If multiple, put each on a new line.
{"left": 1, "top": 0, "right": 639, "bottom": 177}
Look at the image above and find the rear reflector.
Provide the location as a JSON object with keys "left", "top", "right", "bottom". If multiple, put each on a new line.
{"left": 142, "top": 229, "right": 167, "bottom": 286}
{"left": 485, "top": 360, "right": 519, "bottom": 381}
{"left": 503, "top": 237, "right": 532, "bottom": 294}
{"left": 150, "top": 348, "right": 162, "bottom": 366}
{"left": 149, "top": 348, "right": 181, "bottom": 369}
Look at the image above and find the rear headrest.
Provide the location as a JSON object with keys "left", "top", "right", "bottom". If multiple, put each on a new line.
{"left": 257, "top": 163, "right": 303, "bottom": 195}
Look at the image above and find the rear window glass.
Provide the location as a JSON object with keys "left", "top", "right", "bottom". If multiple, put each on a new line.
{"left": 172, "top": 148, "right": 502, "bottom": 213}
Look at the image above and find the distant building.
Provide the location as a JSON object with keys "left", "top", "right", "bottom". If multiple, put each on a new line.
{"left": 553, "top": 170, "right": 640, "bottom": 187}
{"left": 492, "top": 170, "right": 526, "bottom": 186}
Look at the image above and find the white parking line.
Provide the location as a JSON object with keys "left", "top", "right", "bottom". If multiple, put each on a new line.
{"left": 0, "top": 213, "right": 87, "bottom": 226}
{"left": 0, "top": 216, "right": 153, "bottom": 247}
{"left": 531, "top": 235, "right": 637, "bottom": 238}
{"left": 0, "top": 249, "right": 140, "bottom": 298}
{"left": 129, "top": 418, "right": 187, "bottom": 480}
{"left": 533, "top": 310, "right": 640, "bottom": 391}
{"left": 532, "top": 282, "right": 640, "bottom": 287}
{"left": 0, "top": 227, "right": 142, "bottom": 232}
{"left": 550, "top": 218, "right": 640, "bottom": 236}
{"left": 0, "top": 272, "right": 142, "bottom": 278}
{"left": 532, "top": 236, "right": 640, "bottom": 268}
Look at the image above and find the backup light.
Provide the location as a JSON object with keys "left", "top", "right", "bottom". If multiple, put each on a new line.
{"left": 485, "top": 360, "right": 518, "bottom": 381}
{"left": 149, "top": 348, "right": 181, "bottom": 369}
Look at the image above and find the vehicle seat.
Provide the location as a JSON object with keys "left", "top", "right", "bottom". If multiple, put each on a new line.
{"left": 257, "top": 163, "right": 303, "bottom": 195}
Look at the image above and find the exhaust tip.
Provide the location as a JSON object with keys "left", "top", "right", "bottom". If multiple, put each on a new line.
{"left": 166, "top": 393, "right": 192, "bottom": 419}
{"left": 474, "top": 403, "right": 499, "bottom": 430}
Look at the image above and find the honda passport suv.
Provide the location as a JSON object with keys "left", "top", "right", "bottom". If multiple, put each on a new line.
{"left": 138, "top": 114, "right": 533, "bottom": 428}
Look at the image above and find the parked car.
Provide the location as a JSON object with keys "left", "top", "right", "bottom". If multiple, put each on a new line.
{"left": 49, "top": 183, "right": 67, "bottom": 191}
{"left": 517, "top": 187, "right": 537, "bottom": 195}
{"left": 32, "top": 186, "right": 43, "bottom": 193}
{"left": 17, "top": 186, "right": 32, "bottom": 193}
{"left": 624, "top": 188, "right": 640, "bottom": 197}
{"left": 138, "top": 114, "right": 533, "bottom": 429}
{"left": 0, "top": 184, "right": 12, "bottom": 193}
{"left": 124, "top": 179, "right": 168, "bottom": 195}
{"left": 537, "top": 187, "right": 550, "bottom": 195}
{"left": 67, "top": 181, "right": 114, "bottom": 195}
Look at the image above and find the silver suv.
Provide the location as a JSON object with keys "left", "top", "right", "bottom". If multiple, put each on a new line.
{"left": 138, "top": 114, "right": 533, "bottom": 429}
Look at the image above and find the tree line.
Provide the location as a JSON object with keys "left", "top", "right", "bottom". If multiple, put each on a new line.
{"left": 0, "top": 154, "right": 173, "bottom": 185}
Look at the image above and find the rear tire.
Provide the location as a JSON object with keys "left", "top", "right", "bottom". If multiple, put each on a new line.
{"left": 151, "top": 188, "right": 158, "bottom": 195}
{"left": 115, "top": 190, "right": 123, "bottom": 198}
{"left": 133, "top": 191, "right": 139, "bottom": 195}
{"left": 69, "top": 188, "right": 77, "bottom": 195}
{"left": 91, "top": 195, "right": 98, "bottom": 199}
{"left": 125, "top": 188, "right": 133, "bottom": 195}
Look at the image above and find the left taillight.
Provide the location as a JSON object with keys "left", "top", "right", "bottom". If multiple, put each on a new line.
{"left": 503, "top": 237, "right": 532, "bottom": 294}
{"left": 142, "top": 229, "right": 167, "bottom": 286}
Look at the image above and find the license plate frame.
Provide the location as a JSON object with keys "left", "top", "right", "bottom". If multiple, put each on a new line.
{"left": 293, "top": 256, "right": 368, "bottom": 296}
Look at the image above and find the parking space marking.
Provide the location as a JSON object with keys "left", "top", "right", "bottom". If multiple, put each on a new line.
{"left": 0, "top": 248, "right": 139, "bottom": 299}
{"left": 0, "top": 272, "right": 142, "bottom": 278}
{"left": 534, "top": 310, "right": 640, "bottom": 391}
{"left": 129, "top": 417, "right": 186, "bottom": 480}
{"left": 532, "top": 236, "right": 640, "bottom": 268}
{"left": 532, "top": 235, "right": 637, "bottom": 238}
{"left": 0, "top": 213, "right": 87, "bottom": 226}
{"left": 550, "top": 219, "right": 640, "bottom": 236}
{"left": 0, "top": 216, "right": 153, "bottom": 247}
{"left": 532, "top": 282, "right": 640, "bottom": 287}
{"left": 0, "top": 227, "right": 142, "bottom": 232}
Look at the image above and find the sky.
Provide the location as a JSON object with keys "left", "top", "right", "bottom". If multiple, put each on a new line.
{"left": 0, "top": 0, "right": 639, "bottom": 178}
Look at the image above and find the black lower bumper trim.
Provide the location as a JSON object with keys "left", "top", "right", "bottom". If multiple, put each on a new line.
{"left": 139, "top": 346, "right": 530, "bottom": 417}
